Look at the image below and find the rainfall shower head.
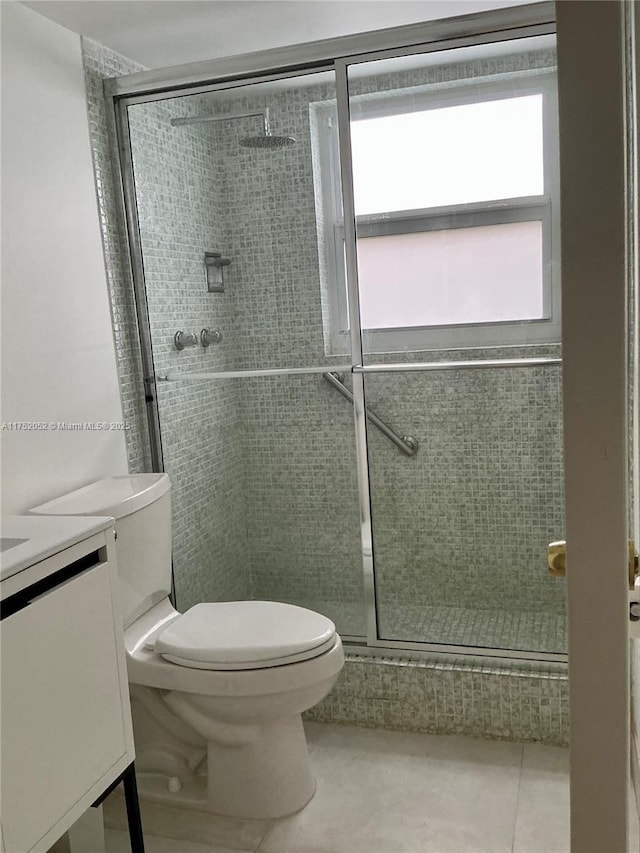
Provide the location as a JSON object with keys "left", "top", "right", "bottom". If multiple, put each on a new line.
{"left": 170, "top": 107, "right": 296, "bottom": 149}
{"left": 239, "top": 133, "right": 296, "bottom": 149}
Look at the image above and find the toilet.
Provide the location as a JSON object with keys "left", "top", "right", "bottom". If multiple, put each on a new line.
{"left": 30, "top": 473, "right": 344, "bottom": 820}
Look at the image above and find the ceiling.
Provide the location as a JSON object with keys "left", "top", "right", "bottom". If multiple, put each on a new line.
{"left": 20, "top": 0, "right": 529, "bottom": 69}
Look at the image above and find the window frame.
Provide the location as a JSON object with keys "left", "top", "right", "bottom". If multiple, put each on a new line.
{"left": 312, "top": 69, "right": 560, "bottom": 354}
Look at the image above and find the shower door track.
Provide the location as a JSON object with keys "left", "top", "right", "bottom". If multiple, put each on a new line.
{"left": 104, "top": 5, "right": 555, "bottom": 101}
{"left": 343, "top": 641, "right": 568, "bottom": 667}
{"left": 109, "top": 2, "right": 565, "bottom": 665}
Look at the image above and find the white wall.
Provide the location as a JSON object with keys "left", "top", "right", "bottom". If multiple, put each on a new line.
{"left": 630, "top": 1, "right": 640, "bottom": 834}
{"left": 0, "top": 1, "right": 128, "bottom": 514}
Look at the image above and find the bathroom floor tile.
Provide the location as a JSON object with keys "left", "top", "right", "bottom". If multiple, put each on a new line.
{"left": 103, "top": 792, "right": 269, "bottom": 851}
{"left": 305, "top": 720, "right": 523, "bottom": 766}
{"left": 512, "top": 743, "right": 569, "bottom": 853}
{"left": 258, "top": 723, "right": 523, "bottom": 853}
{"left": 100, "top": 725, "right": 580, "bottom": 853}
{"left": 105, "top": 828, "right": 245, "bottom": 853}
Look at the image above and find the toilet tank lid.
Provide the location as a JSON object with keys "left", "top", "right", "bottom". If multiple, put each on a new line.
{"left": 30, "top": 474, "right": 170, "bottom": 520}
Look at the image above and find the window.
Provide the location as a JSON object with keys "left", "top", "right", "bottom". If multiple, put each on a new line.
{"left": 312, "top": 72, "right": 560, "bottom": 354}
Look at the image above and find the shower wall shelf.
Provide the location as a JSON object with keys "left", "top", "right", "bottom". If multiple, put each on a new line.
{"left": 204, "top": 252, "right": 231, "bottom": 293}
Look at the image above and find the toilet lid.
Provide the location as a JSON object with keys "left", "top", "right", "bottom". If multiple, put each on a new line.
{"left": 154, "top": 601, "right": 336, "bottom": 671}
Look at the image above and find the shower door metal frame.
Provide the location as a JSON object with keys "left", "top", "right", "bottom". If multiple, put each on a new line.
{"left": 333, "top": 34, "right": 564, "bottom": 663}
{"left": 107, "top": 2, "right": 566, "bottom": 663}
{"left": 104, "top": 3, "right": 555, "bottom": 100}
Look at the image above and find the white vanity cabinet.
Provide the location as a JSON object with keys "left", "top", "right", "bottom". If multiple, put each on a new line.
{"left": 0, "top": 517, "right": 137, "bottom": 853}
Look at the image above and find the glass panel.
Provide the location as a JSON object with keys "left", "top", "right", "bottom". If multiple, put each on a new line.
{"left": 364, "top": 367, "right": 566, "bottom": 654}
{"left": 351, "top": 94, "right": 544, "bottom": 214}
{"left": 237, "top": 373, "right": 365, "bottom": 638}
{"left": 357, "top": 221, "right": 544, "bottom": 329}
{"left": 154, "top": 374, "right": 365, "bottom": 638}
{"left": 343, "top": 35, "right": 559, "bottom": 358}
{"left": 348, "top": 36, "right": 565, "bottom": 655}
{"left": 127, "top": 70, "right": 342, "bottom": 373}
{"left": 126, "top": 71, "right": 365, "bottom": 637}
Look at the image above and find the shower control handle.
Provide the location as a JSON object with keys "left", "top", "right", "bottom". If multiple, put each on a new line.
{"left": 201, "top": 329, "right": 222, "bottom": 347}
{"left": 174, "top": 331, "right": 198, "bottom": 351}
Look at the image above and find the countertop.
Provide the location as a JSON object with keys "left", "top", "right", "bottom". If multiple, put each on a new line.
{"left": 0, "top": 515, "right": 115, "bottom": 582}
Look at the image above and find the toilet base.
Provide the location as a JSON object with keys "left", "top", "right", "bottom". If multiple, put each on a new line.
{"left": 134, "top": 714, "right": 316, "bottom": 820}
{"left": 207, "top": 714, "right": 316, "bottom": 819}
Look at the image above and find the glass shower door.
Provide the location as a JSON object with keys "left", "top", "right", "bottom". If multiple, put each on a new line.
{"left": 339, "top": 34, "right": 566, "bottom": 656}
{"left": 362, "top": 367, "right": 565, "bottom": 655}
{"left": 125, "top": 70, "right": 366, "bottom": 639}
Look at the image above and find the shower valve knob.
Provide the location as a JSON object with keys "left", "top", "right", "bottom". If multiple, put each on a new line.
{"left": 174, "top": 331, "right": 199, "bottom": 351}
{"left": 201, "top": 329, "right": 222, "bottom": 347}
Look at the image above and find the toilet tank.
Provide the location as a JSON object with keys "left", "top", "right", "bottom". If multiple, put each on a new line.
{"left": 30, "top": 474, "right": 172, "bottom": 628}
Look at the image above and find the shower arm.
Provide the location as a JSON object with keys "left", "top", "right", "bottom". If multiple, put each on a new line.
{"left": 322, "top": 372, "right": 418, "bottom": 457}
{"left": 171, "top": 109, "right": 270, "bottom": 134}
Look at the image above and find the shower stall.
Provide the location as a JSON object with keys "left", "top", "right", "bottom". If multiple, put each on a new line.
{"left": 108, "top": 3, "right": 566, "bottom": 665}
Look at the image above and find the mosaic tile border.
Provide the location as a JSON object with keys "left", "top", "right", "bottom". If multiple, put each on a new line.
{"left": 305, "top": 652, "right": 569, "bottom": 746}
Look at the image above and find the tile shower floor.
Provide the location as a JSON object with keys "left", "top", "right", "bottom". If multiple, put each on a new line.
{"left": 297, "top": 600, "right": 567, "bottom": 654}
{"left": 103, "top": 722, "right": 584, "bottom": 853}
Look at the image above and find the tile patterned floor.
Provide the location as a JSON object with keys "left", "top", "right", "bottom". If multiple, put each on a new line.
{"left": 102, "top": 722, "right": 610, "bottom": 853}
{"left": 381, "top": 604, "right": 567, "bottom": 654}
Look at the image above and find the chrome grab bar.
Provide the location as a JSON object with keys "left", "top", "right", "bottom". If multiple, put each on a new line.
{"left": 322, "top": 372, "right": 418, "bottom": 457}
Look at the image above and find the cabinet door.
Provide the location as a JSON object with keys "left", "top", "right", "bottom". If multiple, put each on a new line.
{"left": 1, "top": 561, "right": 128, "bottom": 853}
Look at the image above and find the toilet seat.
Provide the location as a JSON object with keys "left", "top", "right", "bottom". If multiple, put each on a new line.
{"left": 153, "top": 601, "right": 336, "bottom": 671}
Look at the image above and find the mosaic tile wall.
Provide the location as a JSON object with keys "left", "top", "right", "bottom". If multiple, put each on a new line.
{"left": 239, "top": 374, "right": 364, "bottom": 615}
{"left": 148, "top": 71, "right": 368, "bottom": 615}
{"left": 364, "top": 351, "right": 565, "bottom": 617}
{"left": 127, "top": 98, "right": 252, "bottom": 607}
{"left": 83, "top": 38, "right": 251, "bottom": 608}
{"left": 210, "top": 74, "right": 339, "bottom": 372}
{"left": 82, "top": 40, "right": 151, "bottom": 475}
{"left": 305, "top": 653, "right": 569, "bottom": 746}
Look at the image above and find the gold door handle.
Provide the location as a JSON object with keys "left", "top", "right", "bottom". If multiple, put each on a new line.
{"left": 548, "top": 539, "right": 639, "bottom": 585}
{"left": 548, "top": 540, "right": 566, "bottom": 577}
{"left": 630, "top": 540, "right": 639, "bottom": 589}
